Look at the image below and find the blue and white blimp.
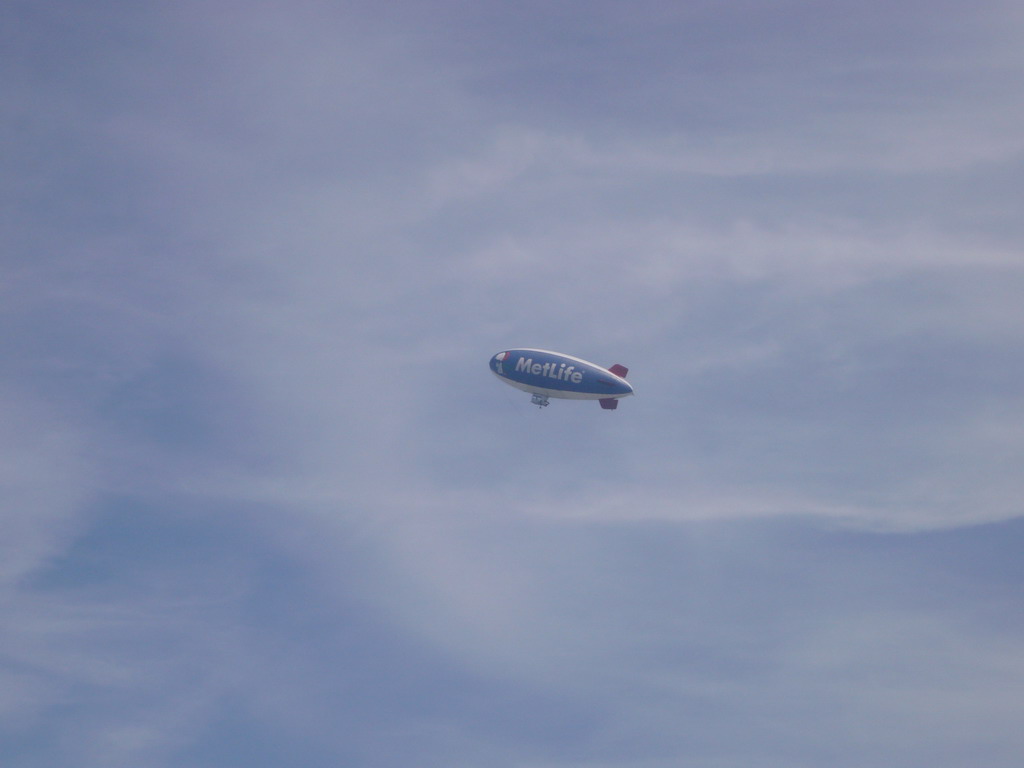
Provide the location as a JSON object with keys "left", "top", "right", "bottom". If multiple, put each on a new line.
{"left": 490, "top": 348, "right": 633, "bottom": 409}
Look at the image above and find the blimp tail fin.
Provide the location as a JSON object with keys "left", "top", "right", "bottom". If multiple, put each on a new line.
{"left": 608, "top": 364, "right": 628, "bottom": 378}
{"left": 599, "top": 398, "right": 618, "bottom": 410}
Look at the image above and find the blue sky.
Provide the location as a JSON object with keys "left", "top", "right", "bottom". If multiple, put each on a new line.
{"left": 3, "top": 1, "right": 1024, "bottom": 765}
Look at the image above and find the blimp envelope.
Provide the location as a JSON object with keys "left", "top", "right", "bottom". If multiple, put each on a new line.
{"left": 490, "top": 348, "right": 633, "bottom": 408}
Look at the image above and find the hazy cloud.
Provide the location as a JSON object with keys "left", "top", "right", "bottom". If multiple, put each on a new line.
{"left": 3, "top": 1, "right": 1023, "bottom": 765}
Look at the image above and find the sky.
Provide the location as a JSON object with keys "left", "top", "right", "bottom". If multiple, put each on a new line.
{"left": 3, "top": 0, "right": 1024, "bottom": 765}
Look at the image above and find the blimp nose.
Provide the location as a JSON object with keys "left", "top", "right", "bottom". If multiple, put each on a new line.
{"left": 490, "top": 351, "right": 508, "bottom": 375}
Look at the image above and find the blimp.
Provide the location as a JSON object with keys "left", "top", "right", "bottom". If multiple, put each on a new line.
{"left": 490, "top": 348, "right": 633, "bottom": 409}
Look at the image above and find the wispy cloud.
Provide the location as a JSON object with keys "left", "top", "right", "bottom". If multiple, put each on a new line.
{"left": 3, "top": 1, "right": 1023, "bottom": 765}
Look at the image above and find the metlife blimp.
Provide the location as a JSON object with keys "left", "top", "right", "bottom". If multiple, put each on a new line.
{"left": 490, "top": 348, "right": 633, "bottom": 409}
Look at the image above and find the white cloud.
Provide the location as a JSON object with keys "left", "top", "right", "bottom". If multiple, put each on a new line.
{"left": 4, "top": 1, "right": 1023, "bottom": 765}
{"left": 0, "top": 390, "right": 95, "bottom": 585}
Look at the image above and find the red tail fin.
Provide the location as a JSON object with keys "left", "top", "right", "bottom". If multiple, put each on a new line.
{"left": 599, "top": 398, "right": 618, "bottom": 410}
{"left": 608, "top": 364, "right": 628, "bottom": 378}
